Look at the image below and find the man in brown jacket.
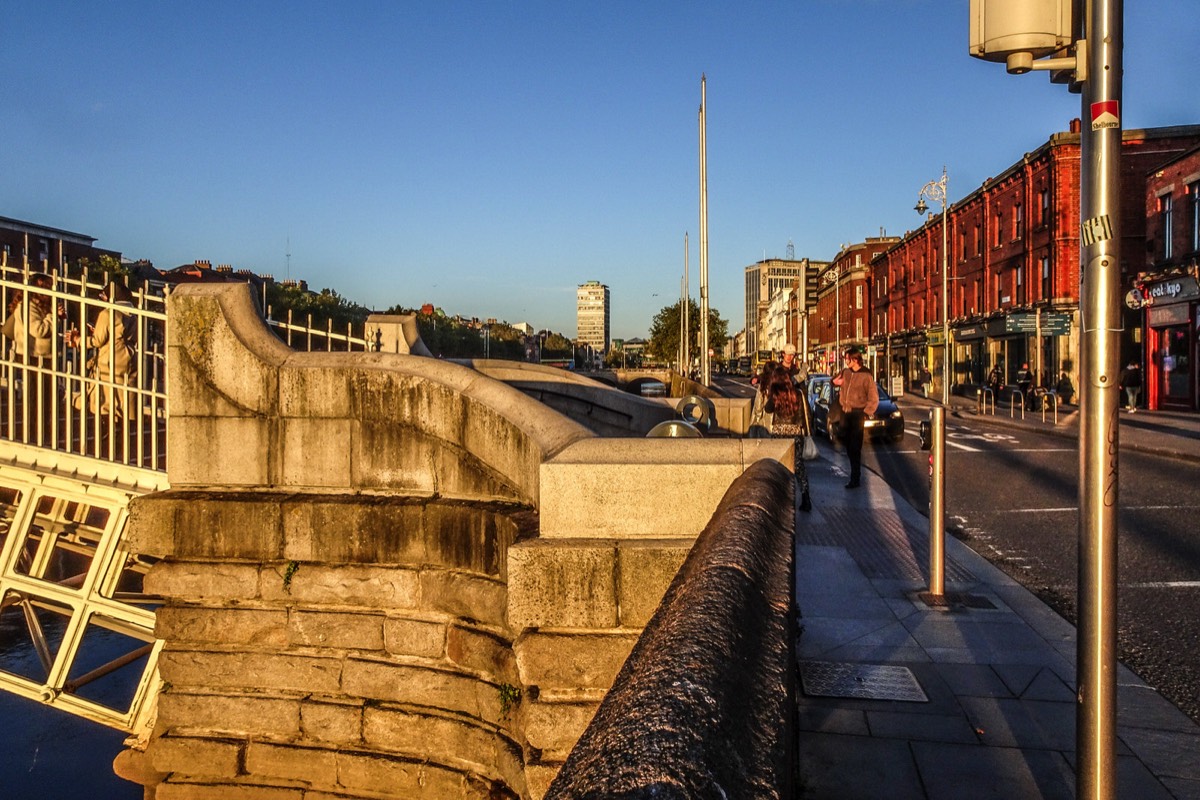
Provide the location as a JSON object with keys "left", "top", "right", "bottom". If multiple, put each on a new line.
{"left": 833, "top": 347, "right": 879, "bottom": 488}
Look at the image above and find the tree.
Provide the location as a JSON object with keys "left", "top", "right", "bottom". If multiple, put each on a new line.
{"left": 646, "top": 298, "right": 728, "bottom": 367}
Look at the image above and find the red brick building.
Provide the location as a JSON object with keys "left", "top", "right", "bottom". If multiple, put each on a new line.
{"left": 1139, "top": 144, "right": 1200, "bottom": 411}
{"left": 868, "top": 123, "right": 1200, "bottom": 400}
{"left": 812, "top": 237, "right": 898, "bottom": 374}
{"left": 0, "top": 215, "right": 121, "bottom": 274}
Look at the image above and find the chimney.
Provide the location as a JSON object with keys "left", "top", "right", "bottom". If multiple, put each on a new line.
{"left": 1069, "top": 118, "right": 1082, "bottom": 133}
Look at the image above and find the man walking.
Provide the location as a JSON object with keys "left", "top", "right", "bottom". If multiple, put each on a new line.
{"left": 1119, "top": 361, "right": 1142, "bottom": 412}
{"left": 833, "top": 347, "right": 878, "bottom": 489}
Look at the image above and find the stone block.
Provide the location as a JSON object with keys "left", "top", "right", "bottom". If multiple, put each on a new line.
{"left": 167, "top": 416, "right": 274, "bottom": 487}
{"left": 145, "top": 562, "right": 262, "bottom": 602}
{"left": 280, "top": 417, "right": 353, "bottom": 489}
{"left": 155, "top": 606, "right": 288, "bottom": 648}
{"left": 513, "top": 630, "right": 639, "bottom": 691}
{"left": 382, "top": 616, "right": 447, "bottom": 659}
{"left": 446, "top": 622, "right": 516, "bottom": 681}
{"left": 334, "top": 749, "right": 471, "bottom": 797}
{"left": 341, "top": 658, "right": 496, "bottom": 721}
{"left": 507, "top": 540, "right": 618, "bottom": 629}
{"left": 158, "top": 649, "right": 343, "bottom": 695}
{"left": 538, "top": 438, "right": 788, "bottom": 539}
{"left": 419, "top": 569, "right": 508, "bottom": 628}
{"left": 244, "top": 741, "right": 339, "bottom": 788}
{"left": 260, "top": 564, "right": 420, "bottom": 608}
{"left": 617, "top": 540, "right": 692, "bottom": 627}
{"left": 521, "top": 699, "right": 600, "bottom": 758}
{"left": 157, "top": 691, "right": 301, "bottom": 738}
{"left": 150, "top": 734, "right": 243, "bottom": 778}
{"left": 170, "top": 496, "right": 285, "bottom": 559}
{"left": 288, "top": 609, "right": 385, "bottom": 651}
{"left": 156, "top": 782, "right": 304, "bottom": 800}
{"left": 301, "top": 697, "right": 364, "bottom": 744}
{"left": 278, "top": 362, "right": 354, "bottom": 418}
{"left": 525, "top": 763, "right": 562, "bottom": 800}
{"left": 282, "top": 498, "right": 428, "bottom": 565}
{"left": 362, "top": 706, "right": 523, "bottom": 782}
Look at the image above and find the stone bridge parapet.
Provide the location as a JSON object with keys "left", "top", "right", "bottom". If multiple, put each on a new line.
{"left": 123, "top": 282, "right": 790, "bottom": 798}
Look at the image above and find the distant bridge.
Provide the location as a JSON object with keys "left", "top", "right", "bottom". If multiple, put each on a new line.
{"left": 0, "top": 270, "right": 786, "bottom": 798}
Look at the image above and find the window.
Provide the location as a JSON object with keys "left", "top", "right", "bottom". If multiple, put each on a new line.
{"left": 1039, "top": 189, "right": 1050, "bottom": 226}
{"left": 975, "top": 224, "right": 983, "bottom": 255}
{"left": 1161, "top": 194, "right": 1174, "bottom": 260}
{"left": 1188, "top": 182, "right": 1199, "bottom": 253}
{"left": 1041, "top": 256, "right": 1051, "bottom": 299}
{"left": 1016, "top": 266, "right": 1025, "bottom": 304}
{"left": 960, "top": 228, "right": 968, "bottom": 261}
{"left": 996, "top": 273, "right": 1003, "bottom": 307}
{"left": 855, "top": 318, "right": 862, "bottom": 339}
{"left": 994, "top": 213, "right": 1003, "bottom": 247}
{"left": 855, "top": 285, "right": 863, "bottom": 310}
{"left": 1014, "top": 204, "right": 1024, "bottom": 240}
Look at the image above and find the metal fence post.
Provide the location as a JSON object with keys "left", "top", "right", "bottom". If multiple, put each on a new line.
{"left": 928, "top": 406, "right": 945, "bottom": 597}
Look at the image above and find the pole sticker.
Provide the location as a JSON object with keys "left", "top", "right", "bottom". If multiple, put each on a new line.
{"left": 1091, "top": 100, "right": 1120, "bottom": 131}
{"left": 1080, "top": 215, "right": 1113, "bottom": 246}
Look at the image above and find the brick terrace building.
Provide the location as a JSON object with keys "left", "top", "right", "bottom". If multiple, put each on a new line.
{"left": 813, "top": 237, "right": 898, "bottom": 374}
{"left": 0, "top": 215, "right": 121, "bottom": 273}
{"left": 869, "top": 122, "right": 1200, "bottom": 399}
{"left": 1140, "top": 144, "right": 1200, "bottom": 411}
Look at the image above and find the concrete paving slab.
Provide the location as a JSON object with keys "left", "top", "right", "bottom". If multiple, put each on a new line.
{"left": 958, "top": 696, "right": 1078, "bottom": 751}
{"left": 867, "top": 709, "right": 981, "bottom": 744}
{"left": 911, "top": 740, "right": 1075, "bottom": 800}
{"left": 797, "top": 733, "right": 924, "bottom": 799}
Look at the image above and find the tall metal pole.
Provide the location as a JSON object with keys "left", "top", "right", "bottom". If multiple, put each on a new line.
{"left": 1077, "top": 1, "right": 1122, "bottom": 797}
{"left": 940, "top": 167, "right": 950, "bottom": 406}
{"left": 928, "top": 406, "right": 946, "bottom": 596}
{"left": 698, "top": 75, "right": 711, "bottom": 385}
{"left": 682, "top": 234, "right": 689, "bottom": 375}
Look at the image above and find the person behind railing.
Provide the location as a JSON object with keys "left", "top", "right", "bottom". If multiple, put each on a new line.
{"left": 1, "top": 274, "right": 58, "bottom": 444}
{"left": 765, "top": 367, "right": 813, "bottom": 512}
{"left": 1016, "top": 362, "right": 1034, "bottom": 410}
{"left": 68, "top": 281, "right": 137, "bottom": 418}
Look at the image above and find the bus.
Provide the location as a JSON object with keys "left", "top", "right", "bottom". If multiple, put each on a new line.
{"left": 752, "top": 349, "right": 774, "bottom": 375}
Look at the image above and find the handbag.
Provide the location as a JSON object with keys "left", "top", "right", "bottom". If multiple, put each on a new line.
{"left": 801, "top": 434, "right": 819, "bottom": 461}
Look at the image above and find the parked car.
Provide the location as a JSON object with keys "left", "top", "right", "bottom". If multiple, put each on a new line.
{"left": 807, "top": 374, "right": 906, "bottom": 443}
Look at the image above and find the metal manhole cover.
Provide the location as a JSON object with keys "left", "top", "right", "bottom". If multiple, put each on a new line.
{"left": 800, "top": 661, "right": 928, "bottom": 702}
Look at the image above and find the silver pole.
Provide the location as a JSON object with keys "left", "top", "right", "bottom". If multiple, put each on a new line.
{"left": 700, "top": 81, "right": 709, "bottom": 381}
{"left": 683, "top": 233, "right": 689, "bottom": 375}
{"left": 941, "top": 167, "right": 950, "bottom": 406}
{"left": 929, "top": 406, "right": 946, "bottom": 596}
{"left": 1077, "top": 1, "right": 1122, "bottom": 797}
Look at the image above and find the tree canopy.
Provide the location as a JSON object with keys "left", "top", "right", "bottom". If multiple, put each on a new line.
{"left": 646, "top": 298, "right": 728, "bottom": 366}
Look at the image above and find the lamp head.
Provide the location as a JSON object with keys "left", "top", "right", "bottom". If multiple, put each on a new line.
{"left": 914, "top": 198, "right": 929, "bottom": 216}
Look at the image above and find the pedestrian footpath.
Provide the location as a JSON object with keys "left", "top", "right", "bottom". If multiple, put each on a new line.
{"left": 794, "top": 444, "right": 1200, "bottom": 799}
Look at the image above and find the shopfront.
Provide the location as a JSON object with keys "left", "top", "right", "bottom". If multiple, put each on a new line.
{"left": 954, "top": 323, "right": 988, "bottom": 387}
{"left": 1142, "top": 275, "right": 1199, "bottom": 411}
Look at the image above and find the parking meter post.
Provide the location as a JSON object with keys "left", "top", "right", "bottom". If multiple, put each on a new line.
{"left": 929, "top": 407, "right": 946, "bottom": 597}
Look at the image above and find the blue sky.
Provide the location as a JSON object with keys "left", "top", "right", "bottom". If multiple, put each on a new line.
{"left": 3, "top": 1, "right": 1196, "bottom": 339}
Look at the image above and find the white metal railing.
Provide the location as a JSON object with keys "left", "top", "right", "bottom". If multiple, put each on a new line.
{"left": 2, "top": 264, "right": 168, "bottom": 472}
{"left": 2, "top": 265, "right": 374, "bottom": 474}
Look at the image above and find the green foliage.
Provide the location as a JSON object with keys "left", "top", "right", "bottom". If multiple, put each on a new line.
{"left": 267, "top": 283, "right": 371, "bottom": 330}
{"left": 646, "top": 298, "right": 728, "bottom": 366}
{"left": 282, "top": 561, "right": 300, "bottom": 593}
{"left": 498, "top": 683, "right": 522, "bottom": 718}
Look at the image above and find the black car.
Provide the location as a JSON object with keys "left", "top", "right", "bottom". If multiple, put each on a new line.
{"left": 807, "top": 374, "right": 906, "bottom": 443}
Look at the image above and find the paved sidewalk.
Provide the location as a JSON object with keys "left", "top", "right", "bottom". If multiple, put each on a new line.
{"left": 794, "top": 450, "right": 1200, "bottom": 799}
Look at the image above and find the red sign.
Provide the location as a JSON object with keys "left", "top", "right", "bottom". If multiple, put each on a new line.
{"left": 1090, "top": 100, "right": 1120, "bottom": 131}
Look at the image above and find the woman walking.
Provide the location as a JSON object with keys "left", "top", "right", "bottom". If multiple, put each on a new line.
{"left": 765, "top": 369, "right": 813, "bottom": 512}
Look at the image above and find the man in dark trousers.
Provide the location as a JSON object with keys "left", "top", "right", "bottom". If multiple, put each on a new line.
{"left": 833, "top": 347, "right": 879, "bottom": 489}
{"left": 1119, "top": 361, "right": 1142, "bottom": 412}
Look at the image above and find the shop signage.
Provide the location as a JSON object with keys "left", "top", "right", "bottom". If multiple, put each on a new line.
{"left": 1149, "top": 304, "right": 1189, "bottom": 326}
{"left": 1006, "top": 312, "right": 1071, "bottom": 335}
{"left": 927, "top": 329, "right": 945, "bottom": 346}
{"left": 955, "top": 324, "right": 987, "bottom": 341}
{"left": 1145, "top": 276, "right": 1199, "bottom": 304}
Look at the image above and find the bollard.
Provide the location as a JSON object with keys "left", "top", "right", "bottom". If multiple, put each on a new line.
{"left": 928, "top": 407, "right": 945, "bottom": 597}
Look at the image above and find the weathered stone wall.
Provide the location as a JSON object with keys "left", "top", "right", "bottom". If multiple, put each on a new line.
{"left": 124, "top": 282, "right": 791, "bottom": 799}
{"left": 544, "top": 459, "right": 797, "bottom": 798}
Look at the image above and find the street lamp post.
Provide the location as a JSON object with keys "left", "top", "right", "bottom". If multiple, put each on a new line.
{"left": 916, "top": 166, "right": 951, "bottom": 406}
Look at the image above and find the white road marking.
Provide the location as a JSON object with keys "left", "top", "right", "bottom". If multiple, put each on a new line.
{"left": 1125, "top": 581, "right": 1200, "bottom": 589}
{"left": 996, "top": 504, "right": 1200, "bottom": 513}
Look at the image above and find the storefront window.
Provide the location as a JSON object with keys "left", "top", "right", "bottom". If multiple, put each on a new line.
{"left": 1161, "top": 324, "right": 1190, "bottom": 400}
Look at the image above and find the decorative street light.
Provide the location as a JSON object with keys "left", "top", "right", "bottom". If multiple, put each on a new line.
{"left": 915, "top": 166, "right": 951, "bottom": 406}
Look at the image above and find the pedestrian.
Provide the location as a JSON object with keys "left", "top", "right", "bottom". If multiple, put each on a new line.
{"left": 987, "top": 362, "right": 1003, "bottom": 396}
{"left": 1118, "top": 360, "right": 1142, "bottom": 412}
{"left": 1055, "top": 371, "right": 1075, "bottom": 405}
{"left": 69, "top": 282, "right": 138, "bottom": 417}
{"left": 832, "top": 347, "right": 878, "bottom": 489}
{"left": 1, "top": 274, "right": 57, "bottom": 445}
{"left": 1016, "top": 362, "right": 1033, "bottom": 409}
{"left": 749, "top": 360, "right": 780, "bottom": 437}
{"left": 779, "top": 342, "right": 806, "bottom": 382}
{"left": 765, "top": 368, "right": 812, "bottom": 512}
